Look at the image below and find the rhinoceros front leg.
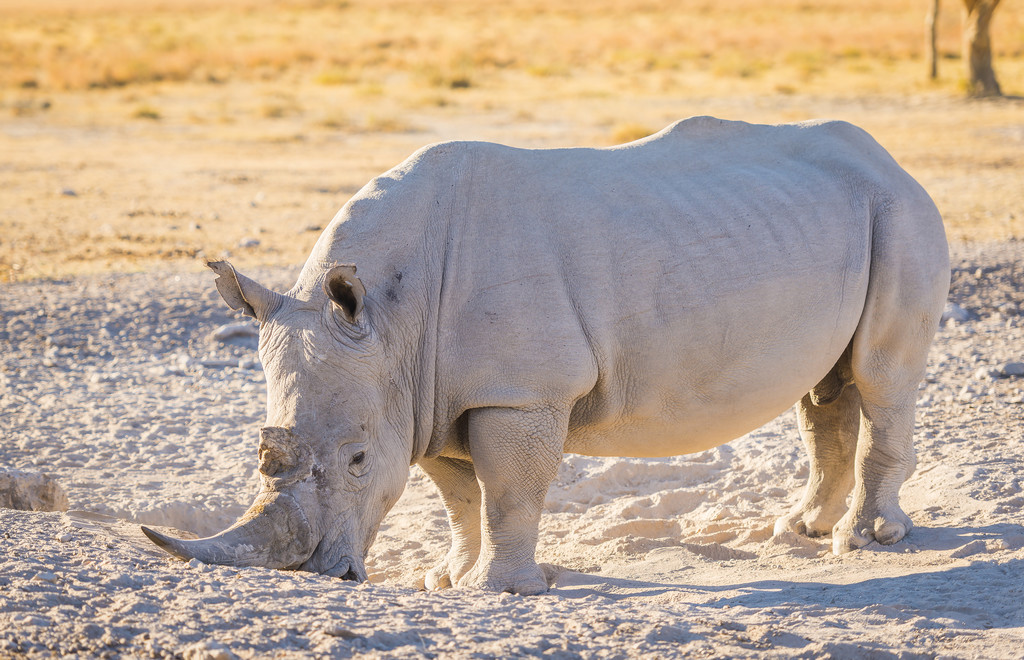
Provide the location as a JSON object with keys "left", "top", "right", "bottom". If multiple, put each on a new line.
{"left": 774, "top": 387, "right": 859, "bottom": 538}
{"left": 417, "top": 456, "right": 481, "bottom": 590}
{"left": 456, "top": 405, "right": 566, "bottom": 595}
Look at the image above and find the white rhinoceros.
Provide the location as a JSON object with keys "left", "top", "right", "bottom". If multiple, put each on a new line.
{"left": 142, "top": 117, "right": 949, "bottom": 595}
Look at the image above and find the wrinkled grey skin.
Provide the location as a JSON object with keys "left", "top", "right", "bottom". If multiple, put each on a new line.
{"left": 143, "top": 117, "right": 950, "bottom": 595}
{"left": 143, "top": 262, "right": 410, "bottom": 582}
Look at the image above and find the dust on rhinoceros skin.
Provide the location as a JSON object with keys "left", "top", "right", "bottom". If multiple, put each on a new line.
{"left": 141, "top": 116, "right": 950, "bottom": 595}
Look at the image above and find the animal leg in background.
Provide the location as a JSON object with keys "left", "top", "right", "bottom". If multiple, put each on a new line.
{"left": 418, "top": 456, "right": 481, "bottom": 590}
{"left": 775, "top": 386, "right": 860, "bottom": 538}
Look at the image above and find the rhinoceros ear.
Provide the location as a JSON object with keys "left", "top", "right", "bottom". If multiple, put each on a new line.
{"left": 207, "top": 260, "right": 282, "bottom": 322}
{"left": 324, "top": 264, "right": 365, "bottom": 324}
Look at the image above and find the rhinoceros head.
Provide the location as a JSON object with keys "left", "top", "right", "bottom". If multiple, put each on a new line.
{"left": 142, "top": 261, "right": 411, "bottom": 581}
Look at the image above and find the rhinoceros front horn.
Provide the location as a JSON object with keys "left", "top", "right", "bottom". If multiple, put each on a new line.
{"left": 141, "top": 490, "right": 315, "bottom": 569}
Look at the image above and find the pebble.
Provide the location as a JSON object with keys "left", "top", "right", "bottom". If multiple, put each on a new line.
{"left": 200, "top": 358, "right": 240, "bottom": 368}
{"left": 941, "top": 302, "right": 970, "bottom": 323}
{"left": 151, "top": 424, "right": 188, "bottom": 436}
{"left": 238, "top": 237, "right": 261, "bottom": 248}
{"left": 32, "top": 571, "right": 58, "bottom": 583}
{"left": 210, "top": 322, "right": 259, "bottom": 340}
{"left": 996, "top": 302, "right": 1019, "bottom": 318}
{"left": 89, "top": 371, "right": 124, "bottom": 383}
{"left": 1001, "top": 362, "right": 1024, "bottom": 378}
{"left": 183, "top": 640, "right": 235, "bottom": 660}
{"left": 323, "top": 626, "right": 361, "bottom": 639}
{"left": 977, "top": 363, "right": 1024, "bottom": 379}
{"left": 11, "top": 614, "right": 50, "bottom": 627}
{"left": 957, "top": 383, "right": 983, "bottom": 402}
{"left": 210, "top": 322, "right": 260, "bottom": 347}
{"left": 974, "top": 367, "right": 1000, "bottom": 381}
{"left": 176, "top": 353, "right": 198, "bottom": 370}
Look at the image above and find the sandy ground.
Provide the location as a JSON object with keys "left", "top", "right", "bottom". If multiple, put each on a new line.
{"left": 2, "top": 228, "right": 1023, "bottom": 659}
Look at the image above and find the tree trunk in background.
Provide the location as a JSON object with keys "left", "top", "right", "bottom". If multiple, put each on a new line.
{"left": 927, "top": 0, "right": 940, "bottom": 79}
{"left": 962, "top": 0, "right": 1002, "bottom": 96}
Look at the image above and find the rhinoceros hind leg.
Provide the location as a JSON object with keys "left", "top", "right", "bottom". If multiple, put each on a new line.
{"left": 774, "top": 385, "right": 859, "bottom": 539}
{"left": 417, "top": 456, "right": 481, "bottom": 590}
{"left": 455, "top": 405, "right": 566, "bottom": 595}
{"left": 830, "top": 214, "right": 946, "bottom": 553}
{"left": 831, "top": 393, "right": 917, "bottom": 554}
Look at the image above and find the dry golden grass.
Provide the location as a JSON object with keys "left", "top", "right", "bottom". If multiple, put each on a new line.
{"left": 1, "top": 0, "right": 1021, "bottom": 95}
{"left": 0, "top": 0, "right": 1022, "bottom": 282}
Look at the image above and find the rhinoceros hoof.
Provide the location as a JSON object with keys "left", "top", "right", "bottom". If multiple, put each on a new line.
{"left": 456, "top": 560, "right": 549, "bottom": 595}
{"left": 423, "top": 551, "right": 477, "bottom": 591}
{"left": 423, "top": 565, "right": 453, "bottom": 590}
{"left": 831, "top": 508, "right": 912, "bottom": 554}
{"left": 773, "top": 508, "right": 837, "bottom": 539}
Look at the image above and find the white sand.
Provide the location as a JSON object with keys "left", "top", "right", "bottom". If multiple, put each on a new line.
{"left": 1, "top": 241, "right": 1022, "bottom": 658}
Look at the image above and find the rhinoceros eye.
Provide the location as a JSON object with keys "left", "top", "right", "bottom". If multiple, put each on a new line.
{"left": 351, "top": 451, "right": 366, "bottom": 465}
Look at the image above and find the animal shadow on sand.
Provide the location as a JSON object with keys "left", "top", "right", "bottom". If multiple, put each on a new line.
{"left": 546, "top": 524, "right": 1024, "bottom": 633}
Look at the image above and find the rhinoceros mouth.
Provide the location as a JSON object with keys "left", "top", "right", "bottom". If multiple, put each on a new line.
{"left": 297, "top": 534, "right": 366, "bottom": 582}
{"left": 320, "top": 559, "right": 365, "bottom": 582}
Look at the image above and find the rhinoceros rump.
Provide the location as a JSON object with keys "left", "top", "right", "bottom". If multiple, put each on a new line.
{"left": 142, "top": 117, "right": 950, "bottom": 595}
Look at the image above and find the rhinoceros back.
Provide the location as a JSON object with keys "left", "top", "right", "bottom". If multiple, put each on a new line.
{"left": 432, "top": 118, "right": 935, "bottom": 457}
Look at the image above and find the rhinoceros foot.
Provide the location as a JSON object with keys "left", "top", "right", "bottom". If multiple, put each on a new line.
{"left": 423, "top": 551, "right": 476, "bottom": 591}
{"left": 456, "top": 558, "right": 549, "bottom": 596}
{"left": 832, "top": 506, "right": 913, "bottom": 554}
{"left": 773, "top": 505, "right": 844, "bottom": 539}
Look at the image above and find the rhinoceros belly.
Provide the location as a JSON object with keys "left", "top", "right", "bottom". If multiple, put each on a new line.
{"left": 562, "top": 236, "right": 869, "bottom": 458}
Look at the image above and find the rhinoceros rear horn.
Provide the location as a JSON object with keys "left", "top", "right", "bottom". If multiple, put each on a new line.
{"left": 323, "top": 264, "right": 365, "bottom": 324}
{"left": 207, "top": 260, "right": 283, "bottom": 322}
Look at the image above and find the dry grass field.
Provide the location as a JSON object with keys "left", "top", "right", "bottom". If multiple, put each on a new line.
{"left": 1, "top": 0, "right": 1022, "bottom": 282}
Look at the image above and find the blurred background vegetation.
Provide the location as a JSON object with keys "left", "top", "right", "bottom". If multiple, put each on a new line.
{"left": 1, "top": 0, "right": 1019, "bottom": 96}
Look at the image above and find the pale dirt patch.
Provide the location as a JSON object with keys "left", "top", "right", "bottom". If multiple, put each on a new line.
{"left": 2, "top": 85, "right": 1023, "bottom": 283}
